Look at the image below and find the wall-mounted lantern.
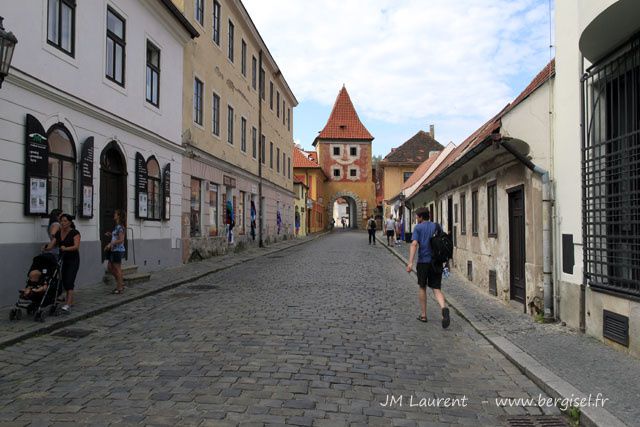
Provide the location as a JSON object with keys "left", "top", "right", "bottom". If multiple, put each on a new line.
{"left": 0, "top": 17, "right": 18, "bottom": 88}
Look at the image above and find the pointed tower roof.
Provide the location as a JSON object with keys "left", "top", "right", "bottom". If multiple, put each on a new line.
{"left": 313, "top": 86, "right": 374, "bottom": 145}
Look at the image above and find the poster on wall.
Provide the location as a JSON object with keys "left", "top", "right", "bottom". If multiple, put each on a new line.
{"left": 29, "top": 178, "right": 47, "bottom": 214}
{"left": 138, "top": 192, "right": 148, "bottom": 218}
{"left": 135, "top": 152, "right": 148, "bottom": 218}
{"left": 79, "top": 137, "right": 94, "bottom": 218}
{"left": 82, "top": 185, "right": 93, "bottom": 217}
{"left": 162, "top": 163, "right": 171, "bottom": 220}
{"left": 24, "top": 114, "right": 49, "bottom": 216}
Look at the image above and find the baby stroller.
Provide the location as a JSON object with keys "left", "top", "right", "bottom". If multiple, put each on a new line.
{"left": 9, "top": 252, "right": 63, "bottom": 322}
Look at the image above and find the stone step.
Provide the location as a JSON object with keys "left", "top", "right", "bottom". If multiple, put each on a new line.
{"left": 123, "top": 272, "right": 151, "bottom": 286}
{"left": 103, "top": 265, "right": 149, "bottom": 286}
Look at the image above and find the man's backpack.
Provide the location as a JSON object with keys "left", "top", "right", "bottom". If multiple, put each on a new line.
{"left": 430, "top": 224, "right": 453, "bottom": 263}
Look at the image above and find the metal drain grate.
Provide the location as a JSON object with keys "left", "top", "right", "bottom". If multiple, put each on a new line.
{"left": 52, "top": 328, "right": 94, "bottom": 339}
{"left": 505, "top": 416, "right": 570, "bottom": 427}
{"left": 187, "top": 284, "right": 218, "bottom": 291}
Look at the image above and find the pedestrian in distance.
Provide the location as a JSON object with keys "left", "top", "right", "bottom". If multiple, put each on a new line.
{"left": 367, "top": 215, "right": 377, "bottom": 244}
{"left": 406, "top": 208, "right": 450, "bottom": 328}
{"left": 384, "top": 215, "right": 396, "bottom": 245}
{"left": 105, "top": 209, "right": 126, "bottom": 295}
{"left": 44, "top": 214, "right": 81, "bottom": 314}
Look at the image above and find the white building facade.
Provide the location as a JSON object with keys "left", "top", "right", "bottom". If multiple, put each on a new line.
{"left": 555, "top": 0, "right": 640, "bottom": 357}
{"left": 0, "top": 0, "right": 198, "bottom": 302}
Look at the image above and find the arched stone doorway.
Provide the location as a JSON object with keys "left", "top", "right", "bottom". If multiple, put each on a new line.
{"left": 100, "top": 141, "right": 127, "bottom": 261}
{"left": 327, "top": 191, "right": 362, "bottom": 229}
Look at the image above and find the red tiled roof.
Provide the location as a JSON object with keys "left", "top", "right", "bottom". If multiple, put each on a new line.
{"left": 416, "top": 59, "right": 555, "bottom": 193}
{"left": 382, "top": 131, "right": 443, "bottom": 164}
{"left": 293, "top": 147, "right": 321, "bottom": 169}
{"left": 314, "top": 86, "right": 374, "bottom": 144}
{"left": 401, "top": 153, "right": 441, "bottom": 191}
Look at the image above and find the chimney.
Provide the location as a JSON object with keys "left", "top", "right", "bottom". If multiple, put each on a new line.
{"left": 429, "top": 124, "right": 435, "bottom": 139}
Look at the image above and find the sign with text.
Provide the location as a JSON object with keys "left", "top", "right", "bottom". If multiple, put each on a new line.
{"left": 135, "top": 152, "right": 148, "bottom": 218}
{"left": 223, "top": 175, "right": 236, "bottom": 188}
{"left": 79, "top": 137, "right": 94, "bottom": 218}
{"left": 162, "top": 163, "right": 171, "bottom": 221}
{"left": 24, "top": 114, "right": 49, "bottom": 215}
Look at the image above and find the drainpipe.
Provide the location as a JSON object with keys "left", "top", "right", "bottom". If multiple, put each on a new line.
{"left": 258, "top": 50, "right": 264, "bottom": 247}
{"left": 500, "top": 139, "right": 554, "bottom": 321}
{"left": 579, "top": 56, "right": 587, "bottom": 333}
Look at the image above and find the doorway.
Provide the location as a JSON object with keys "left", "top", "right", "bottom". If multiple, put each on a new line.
{"left": 447, "top": 196, "right": 453, "bottom": 234}
{"left": 508, "top": 187, "right": 526, "bottom": 304}
{"left": 100, "top": 142, "right": 127, "bottom": 261}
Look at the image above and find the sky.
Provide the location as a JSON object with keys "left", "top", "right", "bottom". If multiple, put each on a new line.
{"left": 243, "top": 0, "right": 554, "bottom": 157}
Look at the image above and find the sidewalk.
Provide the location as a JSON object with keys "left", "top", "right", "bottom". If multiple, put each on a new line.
{"left": 380, "top": 236, "right": 637, "bottom": 427}
{"left": 0, "top": 233, "right": 326, "bottom": 350}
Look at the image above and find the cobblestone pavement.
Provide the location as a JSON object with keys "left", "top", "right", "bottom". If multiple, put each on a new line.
{"left": 386, "top": 236, "right": 639, "bottom": 427}
{"left": 0, "top": 231, "right": 564, "bottom": 426}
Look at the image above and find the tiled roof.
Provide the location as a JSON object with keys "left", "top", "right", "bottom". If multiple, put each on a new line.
{"left": 314, "top": 86, "right": 374, "bottom": 144}
{"left": 415, "top": 59, "right": 555, "bottom": 193}
{"left": 382, "top": 131, "right": 444, "bottom": 164}
{"left": 293, "top": 175, "right": 308, "bottom": 187}
{"left": 293, "top": 147, "right": 321, "bottom": 169}
{"left": 401, "top": 153, "right": 441, "bottom": 191}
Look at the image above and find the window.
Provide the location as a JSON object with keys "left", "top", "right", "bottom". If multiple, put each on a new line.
{"left": 487, "top": 182, "right": 497, "bottom": 237}
{"left": 260, "top": 68, "right": 265, "bottom": 100}
{"left": 270, "top": 142, "right": 274, "bottom": 168}
{"left": 190, "top": 178, "right": 201, "bottom": 237}
{"left": 283, "top": 152, "right": 286, "bottom": 176}
{"left": 241, "top": 40, "right": 247, "bottom": 76}
{"left": 146, "top": 41, "right": 160, "bottom": 107}
{"left": 471, "top": 190, "right": 478, "bottom": 236}
{"left": 403, "top": 172, "right": 412, "bottom": 182}
{"left": 583, "top": 35, "right": 640, "bottom": 297}
{"left": 47, "top": 0, "right": 75, "bottom": 56}
{"left": 208, "top": 183, "right": 218, "bottom": 236}
{"left": 47, "top": 126, "right": 76, "bottom": 215}
{"left": 251, "top": 56, "right": 257, "bottom": 89}
{"left": 212, "top": 92, "right": 220, "bottom": 136}
{"left": 283, "top": 101, "right": 286, "bottom": 125}
{"left": 288, "top": 157, "right": 291, "bottom": 179}
{"left": 261, "top": 135, "right": 266, "bottom": 164}
{"left": 460, "top": 193, "right": 466, "bottom": 235}
{"left": 269, "top": 81, "right": 274, "bottom": 110}
{"left": 227, "top": 105, "right": 234, "bottom": 144}
{"left": 193, "top": 78, "right": 203, "bottom": 125}
{"left": 106, "top": 7, "right": 125, "bottom": 86}
{"left": 333, "top": 146, "right": 340, "bottom": 156}
{"left": 350, "top": 146, "right": 357, "bottom": 157}
{"left": 241, "top": 117, "right": 247, "bottom": 152}
{"left": 350, "top": 168, "right": 357, "bottom": 177}
{"left": 287, "top": 108, "right": 291, "bottom": 131}
{"left": 228, "top": 20, "right": 234, "bottom": 62}
{"left": 147, "top": 157, "right": 161, "bottom": 220}
{"left": 276, "top": 147, "right": 280, "bottom": 172}
{"left": 212, "top": 1, "right": 221, "bottom": 45}
{"left": 252, "top": 127, "right": 257, "bottom": 159}
{"left": 276, "top": 91, "right": 280, "bottom": 117}
{"left": 195, "top": 0, "right": 204, "bottom": 25}
{"left": 333, "top": 168, "right": 341, "bottom": 178}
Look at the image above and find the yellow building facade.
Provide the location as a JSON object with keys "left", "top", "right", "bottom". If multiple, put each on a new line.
{"left": 173, "top": 0, "right": 298, "bottom": 261}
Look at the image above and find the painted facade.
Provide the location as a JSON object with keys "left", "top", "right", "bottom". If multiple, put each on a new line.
{"left": 555, "top": 0, "right": 640, "bottom": 357}
{"left": 313, "top": 86, "right": 376, "bottom": 229}
{"left": 0, "top": 0, "right": 197, "bottom": 303}
{"left": 293, "top": 147, "right": 326, "bottom": 234}
{"left": 173, "top": 0, "right": 298, "bottom": 261}
{"left": 293, "top": 180, "right": 308, "bottom": 237}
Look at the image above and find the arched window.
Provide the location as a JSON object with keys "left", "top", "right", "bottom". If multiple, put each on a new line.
{"left": 146, "top": 156, "right": 161, "bottom": 220}
{"left": 47, "top": 125, "right": 76, "bottom": 214}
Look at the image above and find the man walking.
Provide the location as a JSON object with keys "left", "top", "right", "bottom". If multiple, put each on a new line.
{"left": 406, "top": 209, "right": 450, "bottom": 328}
{"left": 367, "top": 215, "right": 377, "bottom": 244}
{"left": 384, "top": 215, "right": 396, "bottom": 245}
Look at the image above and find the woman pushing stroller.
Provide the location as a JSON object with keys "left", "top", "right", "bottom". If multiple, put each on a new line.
{"left": 44, "top": 213, "right": 81, "bottom": 314}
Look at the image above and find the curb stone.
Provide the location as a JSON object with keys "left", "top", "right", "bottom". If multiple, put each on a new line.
{"left": 379, "top": 239, "right": 627, "bottom": 427}
{"left": 0, "top": 232, "right": 328, "bottom": 349}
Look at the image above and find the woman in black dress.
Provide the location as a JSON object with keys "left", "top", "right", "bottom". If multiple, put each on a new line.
{"left": 46, "top": 214, "right": 81, "bottom": 314}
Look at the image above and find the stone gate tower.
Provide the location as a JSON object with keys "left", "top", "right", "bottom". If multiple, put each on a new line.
{"left": 313, "top": 86, "right": 376, "bottom": 229}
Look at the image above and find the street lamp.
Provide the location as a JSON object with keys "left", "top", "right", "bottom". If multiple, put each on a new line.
{"left": 0, "top": 17, "right": 18, "bottom": 89}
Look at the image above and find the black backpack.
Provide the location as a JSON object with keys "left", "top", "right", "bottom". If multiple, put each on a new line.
{"left": 430, "top": 223, "right": 453, "bottom": 263}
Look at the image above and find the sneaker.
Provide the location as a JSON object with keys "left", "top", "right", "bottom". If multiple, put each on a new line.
{"left": 60, "top": 305, "right": 71, "bottom": 314}
{"left": 442, "top": 307, "right": 450, "bottom": 329}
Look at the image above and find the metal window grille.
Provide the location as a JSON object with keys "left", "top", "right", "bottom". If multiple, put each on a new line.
{"left": 583, "top": 33, "right": 640, "bottom": 298}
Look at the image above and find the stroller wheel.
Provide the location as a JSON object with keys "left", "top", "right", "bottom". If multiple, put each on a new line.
{"left": 15, "top": 309, "right": 22, "bottom": 321}
{"left": 9, "top": 308, "right": 17, "bottom": 321}
{"left": 34, "top": 310, "right": 45, "bottom": 323}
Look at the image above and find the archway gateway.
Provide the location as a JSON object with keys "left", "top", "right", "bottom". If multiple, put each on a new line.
{"left": 327, "top": 191, "right": 362, "bottom": 229}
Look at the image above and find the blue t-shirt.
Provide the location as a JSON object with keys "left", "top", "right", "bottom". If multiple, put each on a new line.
{"left": 411, "top": 221, "right": 440, "bottom": 263}
{"left": 111, "top": 224, "right": 126, "bottom": 252}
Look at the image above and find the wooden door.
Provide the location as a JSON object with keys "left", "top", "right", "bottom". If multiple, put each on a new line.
{"left": 100, "top": 143, "right": 127, "bottom": 261}
{"left": 508, "top": 188, "right": 526, "bottom": 304}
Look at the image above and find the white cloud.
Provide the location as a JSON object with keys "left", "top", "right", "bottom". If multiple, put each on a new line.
{"left": 243, "top": 0, "right": 552, "bottom": 140}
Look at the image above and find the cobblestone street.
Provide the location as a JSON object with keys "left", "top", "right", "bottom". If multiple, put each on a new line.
{"left": 0, "top": 231, "right": 562, "bottom": 426}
